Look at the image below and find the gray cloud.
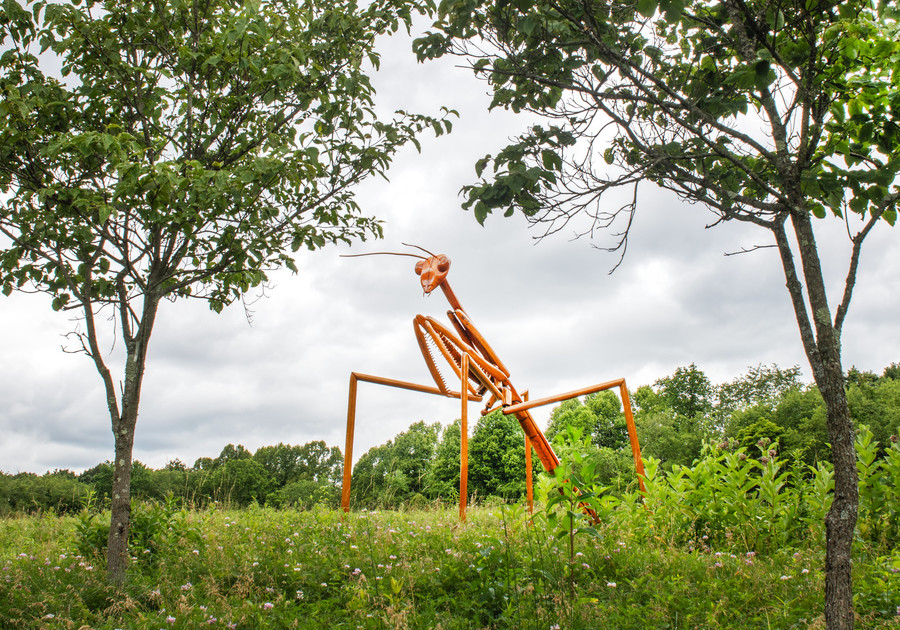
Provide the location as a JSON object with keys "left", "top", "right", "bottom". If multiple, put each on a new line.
{"left": 1, "top": 27, "right": 898, "bottom": 474}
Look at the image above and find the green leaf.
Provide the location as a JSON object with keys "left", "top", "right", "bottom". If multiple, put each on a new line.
{"left": 636, "top": 0, "right": 658, "bottom": 18}
{"left": 473, "top": 200, "right": 489, "bottom": 225}
{"left": 475, "top": 156, "right": 490, "bottom": 178}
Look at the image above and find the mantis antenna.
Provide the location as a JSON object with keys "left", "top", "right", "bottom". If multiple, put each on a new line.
{"left": 339, "top": 243, "right": 437, "bottom": 260}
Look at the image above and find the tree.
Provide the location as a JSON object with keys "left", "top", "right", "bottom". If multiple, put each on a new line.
{"left": 468, "top": 410, "right": 535, "bottom": 500}
{"left": 426, "top": 419, "right": 463, "bottom": 500}
{"left": 717, "top": 363, "right": 803, "bottom": 414}
{"left": 350, "top": 421, "right": 440, "bottom": 507}
{"left": 254, "top": 441, "right": 341, "bottom": 487}
{"left": 201, "top": 458, "right": 274, "bottom": 506}
{"left": 213, "top": 444, "right": 253, "bottom": 470}
{"left": 414, "top": 2, "right": 899, "bottom": 625}
{"left": 847, "top": 376, "right": 900, "bottom": 449}
{"left": 654, "top": 363, "right": 714, "bottom": 430}
{"left": 0, "top": 0, "right": 447, "bottom": 584}
{"left": 546, "top": 390, "right": 629, "bottom": 449}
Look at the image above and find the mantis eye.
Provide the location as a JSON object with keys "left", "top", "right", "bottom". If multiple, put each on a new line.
{"left": 437, "top": 256, "right": 450, "bottom": 273}
{"left": 415, "top": 260, "right": 425, "bottom": 275}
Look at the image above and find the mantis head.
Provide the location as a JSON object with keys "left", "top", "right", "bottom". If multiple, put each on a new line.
{"left": 415, "top": 254, "right": 451, "bottom": 294}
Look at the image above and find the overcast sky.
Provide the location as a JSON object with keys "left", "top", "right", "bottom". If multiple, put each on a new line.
{"left": 1, "top": 26, "right": 898, "bottom": 475}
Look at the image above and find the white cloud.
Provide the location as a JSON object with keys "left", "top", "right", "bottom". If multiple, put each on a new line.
{"left": 1, "top": 24, "right": 898, "bottom": 474}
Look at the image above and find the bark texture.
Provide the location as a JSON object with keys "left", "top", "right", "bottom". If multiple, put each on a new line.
{"left": 784, "top": 211, "right": 858, "bottom": 629}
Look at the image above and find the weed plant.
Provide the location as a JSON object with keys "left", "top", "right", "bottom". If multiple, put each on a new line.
{"left": 1, "top": 428, "right": 898, "bottom": 629}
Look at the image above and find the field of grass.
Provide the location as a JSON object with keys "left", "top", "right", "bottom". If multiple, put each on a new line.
{"left": 3, "top": 430, "right": 900, "bottom": 629}
{"left": 0, "top": 500, "right": 896, "bottom": 629}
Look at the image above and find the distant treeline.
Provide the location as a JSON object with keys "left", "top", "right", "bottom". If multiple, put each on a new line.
{"left": 3, "top": 362, "right": 898, "bottom": 515}
{"left": 346, "top": 361, "right": 900, "bottom": 509}
{"left": 0, "top": 441, "right": 342, "bottom": 515}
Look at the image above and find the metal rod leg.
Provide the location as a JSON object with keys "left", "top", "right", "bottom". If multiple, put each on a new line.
{"left": 459, "top": 354, "right": 469, "bottom": 522}
{"left": 341, "top": 373, "right": 359, "bottom": 513}
{"left": 619, "top": 381, "right": 646, "bottom": 493}
{"left": 525, "top": 434, "right": 533, "bottom": 516}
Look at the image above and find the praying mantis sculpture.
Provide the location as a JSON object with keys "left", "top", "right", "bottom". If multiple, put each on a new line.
{"left": 340, "top": 245, "right": 646, "bottom": 521}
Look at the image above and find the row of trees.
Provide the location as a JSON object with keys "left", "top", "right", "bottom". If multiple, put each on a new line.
{"left": 0, "top": 440, "right": 342, "bottom": 515}
{"left": 348, "top": 361, "right": 900, "bottom": 506}
{"left": 4, "top": 360, "right": 897, "bottom": 515}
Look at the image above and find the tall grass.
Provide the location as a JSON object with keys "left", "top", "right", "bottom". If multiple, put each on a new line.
{"left": 1, "top": 428, "right": 898, "bottom": 629}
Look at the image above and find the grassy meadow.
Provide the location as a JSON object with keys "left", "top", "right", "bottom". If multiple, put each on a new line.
{"left": 0, "top": 504, "right": 835, "bottom": 629}
{"left": 2, "top": 428, "right": 900, "bottom": 629}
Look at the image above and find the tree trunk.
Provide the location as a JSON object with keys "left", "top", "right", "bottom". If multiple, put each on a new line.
{"left": 104, "top": 292, "right": 161, "bottom": 586}
{"left": 821, "top": 370, "right": 858, "bottom": 630}
{"left": 107, "top": 410, "right": 137, "bottom": 586}
{"left": 785, "top": 211, "right": 858, "bottom": 630}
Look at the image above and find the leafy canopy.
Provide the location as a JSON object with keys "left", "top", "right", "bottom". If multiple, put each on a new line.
{"left": 414, "top": 0, "right": 900, "bottom": 234}
{"left": 0, "top": 0, "right": 452, "bottom": 312}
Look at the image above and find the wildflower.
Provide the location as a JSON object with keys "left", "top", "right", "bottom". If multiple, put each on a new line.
{"left": 321, "top": 582, "right": 328, "bottom": 587}
{"left": 714, "top": 562, "right": 723, "bottom": 568}
{"left": 793, "top": 552, "right": 801, "bottom": 560}
{"left": 296, "top": 590, "right": 305, "bottom": 600}
{"left": 801, "top": 569, "right": 809, "bottom": 574}
{"left": 42, "top": 614, "right": 55, "bottom": 620}
{"left": 582, "top": 563, "right": 590, "bottom": 569}
{"left": 606, "top": 582, "right": 617, "bottom": 588}
{"left": 166, "top": 616, "right": 176, "bottom": 624}
{"left": 181, "top": 582, "right": 192, "bottom": 591}
{"left": 207, "top": 618, "right": 217, "bottom": 625}
{"left": 263, "top": 602, "right": 274, "bottom": 610}
{"left": 780, "top": 575, "right": 792, "bottom": 580}
{"left": 551, "top": 625, "right": 561, "bottom": 630}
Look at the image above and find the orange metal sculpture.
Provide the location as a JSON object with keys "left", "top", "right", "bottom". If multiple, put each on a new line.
{"left": 340, "top": 245, "right": 646, "bottom": 521}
